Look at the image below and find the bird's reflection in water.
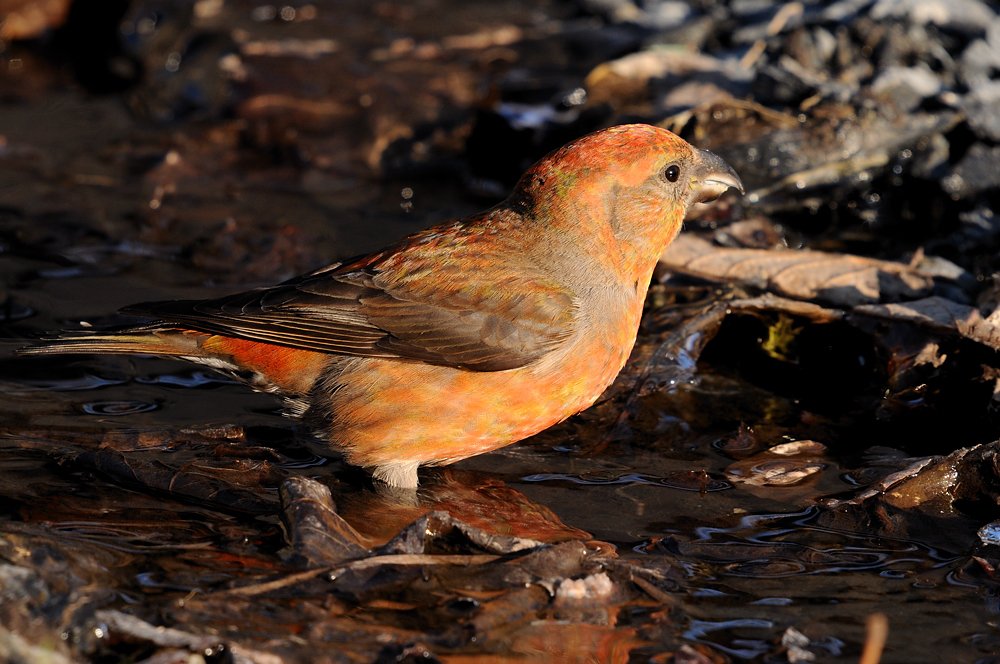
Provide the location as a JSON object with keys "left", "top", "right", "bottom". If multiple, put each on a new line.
{"left": 330, "top": 468, "right": 591, "bottom": 547}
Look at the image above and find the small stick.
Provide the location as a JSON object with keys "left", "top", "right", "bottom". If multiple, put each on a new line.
{"left": 740, "top": 2, "right": 804, "bottom": 70}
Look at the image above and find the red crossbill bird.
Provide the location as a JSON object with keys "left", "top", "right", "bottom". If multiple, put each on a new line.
{"left": 21, "top": 124, "right": 742, "bottom": 488}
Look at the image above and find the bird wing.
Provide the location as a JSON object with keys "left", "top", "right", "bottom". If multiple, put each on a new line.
{"left": 122, "top": 230, "right": 577, "bottom": 372}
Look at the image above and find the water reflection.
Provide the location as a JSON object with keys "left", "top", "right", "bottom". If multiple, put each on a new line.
{"left": 80, "top": 400, "right": 161, "bottom": 415}
{"left": 523, "top": 471, "right": 732, "bottom": 491}
{"left": 332, "top": 468, "right": 592, "bottom": 546}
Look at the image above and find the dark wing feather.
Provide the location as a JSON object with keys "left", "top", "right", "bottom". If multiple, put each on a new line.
{"left": 122, "top": 235, "right": 576, "bottom": 372}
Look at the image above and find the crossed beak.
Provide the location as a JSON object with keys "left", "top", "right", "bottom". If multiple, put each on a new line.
{"left": 690, "top": 148, "right": 744, "bottom": 203}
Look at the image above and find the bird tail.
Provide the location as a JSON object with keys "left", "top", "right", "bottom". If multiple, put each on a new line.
{"left": 17, "top": 330, "right": 200, "bottom": 358}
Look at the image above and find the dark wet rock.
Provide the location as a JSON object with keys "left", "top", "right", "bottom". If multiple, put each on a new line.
{"left": 752, "top": 58, "right": 823, "bottom": 107}
{"left": 628, "top": 1, "right": 694, "bottom": 30}
{"left": 665, "top": 98, "right": 959, "bottom": 208}
{"left": 870, "top": 0, "right": 997, "bottom": 36}
{"left": 0, "top": 564, "right": 78, "bottom": 664}
{"left": 516, "top": 540, "right": 591, "bottom": 584}
{"left": 960, "top": 81, "right": 1000, "bottom": 142}
{"left": 946, "top": 205, "right": 1000, "bottom": 254}
{"left": 944, "top": 143, "right": 1000, "bottom": 199}
{"left": 425, "top": 539, "right": 603, "bottom": 596}
{"left": 960, "top": 22, "right": 1000, "bottom": 88}
{"left": 819, "top": 440, "right": 1000, "bottom": 551}
{"left": 908, "top": 132, "right": 951, "bottom": 179}
{"left": 872, "top": 64, "right": 942, "bottom": 111}
{"left": 609, "top": 300, "right": 727, "bottom": 413}
{"left": 821, "top": 0, "right": 877, "bottom": 24}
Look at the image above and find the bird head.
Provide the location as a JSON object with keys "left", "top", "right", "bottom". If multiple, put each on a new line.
{"left": 512, "top": 124, "right": 743, "bottom": 278}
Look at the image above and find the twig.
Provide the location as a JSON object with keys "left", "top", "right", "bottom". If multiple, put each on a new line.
{"left": 740, "top": 2, "right": 804, "bottom": 69}
{"left": 220, "top": 553, "right": 501, "bottom": 596}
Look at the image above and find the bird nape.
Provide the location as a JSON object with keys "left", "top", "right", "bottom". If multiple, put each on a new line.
{"left": 20, "top": 124, "right": 744, "bottom": 488}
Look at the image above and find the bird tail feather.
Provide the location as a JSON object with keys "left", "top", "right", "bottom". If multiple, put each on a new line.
{"left": 17, "top": 332, "right": 195, "bottom": 357}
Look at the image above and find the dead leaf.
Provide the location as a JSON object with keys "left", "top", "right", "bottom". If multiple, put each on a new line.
{"left": 279, "top": 477, "right": 370, "bottom": 567}
{"left": 725, "top": 440, "right": 828, "bottom": 489}
{"left": 76, "top": 449, "right": 278, "bottom": 514}
{"left": 852, "top": 296, "right": 1000, "bottom": 351}
{"left": 377, "top": 511, "right": 545, "bottom": 557}
{"left": 660, "top": 234, "right": 933, "bottom": 306}
{"left": 586, "top": 49, "right": 742, "bottom": 108}
{"left": 728, "top": 294, "right": 844, "bottom": 323}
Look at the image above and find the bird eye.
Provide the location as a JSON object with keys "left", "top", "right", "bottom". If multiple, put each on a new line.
{"left": 664, "top": 164, "right": 680, "bottom": 183}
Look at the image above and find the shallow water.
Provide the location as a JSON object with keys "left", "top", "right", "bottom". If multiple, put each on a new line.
{"left": 3, "top": 261, "right": 998, "bottom": 661}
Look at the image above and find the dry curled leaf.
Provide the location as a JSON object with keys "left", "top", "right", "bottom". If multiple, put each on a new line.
{"left": 853, "top": 296, "right": 1000, "bottom": 351}
{"left": 280, "top": 477, "right": 370, "bottom": 567}
{"left": 660, "top": 234, "right": 933, "bottom": 306}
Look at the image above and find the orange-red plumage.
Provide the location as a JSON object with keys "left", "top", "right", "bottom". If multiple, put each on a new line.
{"left": 22, "top": 124, "right": 742, "bottom": 488}
{"left": 200, "top": 337, "right": 327, "bottom": 396}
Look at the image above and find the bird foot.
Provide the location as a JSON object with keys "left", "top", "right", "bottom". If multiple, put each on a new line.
{"left": 371, "top": 461, "right": 420, "bottom": 489}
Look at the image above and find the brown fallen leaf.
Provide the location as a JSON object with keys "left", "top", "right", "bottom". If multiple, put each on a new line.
{"left": 377, "top": 510, "right": 545, "bottom": 557}
{"left": 76, "top": 448, "right": 279, "bottom": 514}
{"left": 660, "top": 234, "right": 932, "bottom": 306}
{"left": 726, "top": 440, "right": 828, "bottom": 488}
{"left": 586, "top": 49, "right": 742, "bottom": 109}
{"left": 728, "top": 294, "right": 844, "bottom": 323}
{"left": 279, "top": 477, "right": 371, "bottom": 568}
{"left": 852, "top": 296, "right": 1000, "bottom": 351}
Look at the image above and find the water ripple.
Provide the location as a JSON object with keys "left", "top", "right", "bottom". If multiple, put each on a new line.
{"left": 81, "top": 400, "right": 160, "bottom": 416}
